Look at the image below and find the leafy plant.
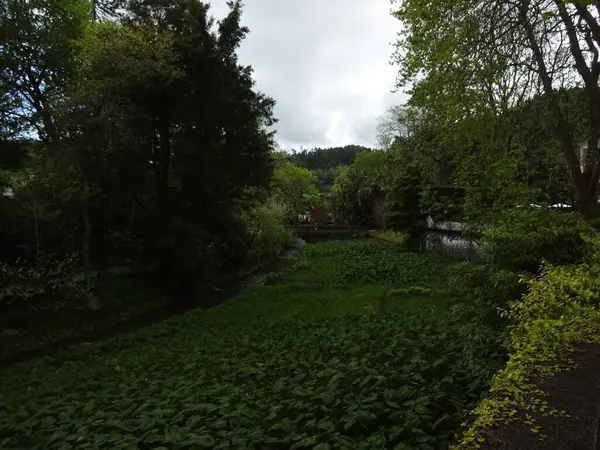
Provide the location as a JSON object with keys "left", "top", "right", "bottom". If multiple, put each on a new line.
{"left": 240, "top": 197, "right": 293, "bottom": 271}
{"left": 0, "top": 240, "right": 506, "bottom": 450}
{"left": 0, "top": 253, "right": 91, "bottom": 312}
{"left": 480, "top": 207, "right": 594, "bottom": 273}
{"left": 454, "top": 243, "right": 600, "bottom": 449}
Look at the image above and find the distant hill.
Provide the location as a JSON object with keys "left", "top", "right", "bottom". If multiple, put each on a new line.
{"left": 289, "top": 145, "right": 373, "bottom": 171}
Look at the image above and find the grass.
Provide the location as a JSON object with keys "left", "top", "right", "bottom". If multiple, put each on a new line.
{"left": 369, "top": 230, "right": 408, "bottom": 246}
{"left": 0, "top": 240, "right": 506, "bottom": 449}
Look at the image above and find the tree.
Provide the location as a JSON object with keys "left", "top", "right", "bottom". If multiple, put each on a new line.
{"left": 0, "top": 0, "right": 91, "bottom": 149}
{"left": 289, "top": 145, "right": 373, "bottom": 171}
{"left": 393, "top": 0, "right": 600, "bottom": 217}
{"left": 272, "top": 162, "right": 319, "bottom": 222}
{"left": 330, "top": 152, "right": 386, "bottom": 227}
{"left": 0, "top": 0, "right": 279, "bottom": 297}
{"left": 375, "top": 105, "right": 419, "bottom": 149}
{"left": 380, "top": 146, "right": 424, "bottom": 238}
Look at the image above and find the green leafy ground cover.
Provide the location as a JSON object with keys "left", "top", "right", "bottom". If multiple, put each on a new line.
{"left": 0, "top": 240, "right": 506, "bottom": 449}
{"left": 0, "top": 276, "right": 171, "bottom": 361}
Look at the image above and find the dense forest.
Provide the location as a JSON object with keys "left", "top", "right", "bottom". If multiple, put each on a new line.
{"left": 289, "top": 145, "right": 372, "bottom": 171}
{"left": 0, "top": 0, "right": 280, "bottom": 292}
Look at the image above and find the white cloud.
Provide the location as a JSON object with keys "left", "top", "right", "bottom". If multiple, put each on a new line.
{"left": 207, "top": 0, "right": 408, "bottom": 149}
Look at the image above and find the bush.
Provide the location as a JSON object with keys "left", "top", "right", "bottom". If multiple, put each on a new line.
{"left": 0, "top": 254, "right": 92, "bottom": 313}
{"left": 480, "top": 207, "right": 593, "bottom": 273}
{"left": 455, "top": 245, "right": 600, "bottom": 449}
{"left": 448, "top": 262, "right": 525, "bottom": 307}
{"left": 587, "top": 216, "right": 600, "bottom": 231}
{"left": 447, "top": 261, "right": 525, "bottom": 328}
{"left": 241, "top": 197, "right": 293, "bottom": 270}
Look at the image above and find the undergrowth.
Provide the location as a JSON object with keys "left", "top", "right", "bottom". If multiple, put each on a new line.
{"left": 453, "top": 241, "right": 600, "bottom": 449}
{"left": 0, "top": 240, "right": 507, "bottom": 449}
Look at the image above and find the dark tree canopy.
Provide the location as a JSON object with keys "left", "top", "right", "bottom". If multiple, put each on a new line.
{"left": 289, "top": 145, "right": 373, "bottom": 171}
{"left": 0, "top": 0, "right": 277, "bottom": 291}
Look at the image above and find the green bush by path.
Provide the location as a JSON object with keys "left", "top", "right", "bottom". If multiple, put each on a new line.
{"left": 0, "top": 241, "right": 506, "bottom": 450}
{"left": 480, "top": 207, "right": 594, "bottom": 273}
{"left": 454, "top": 240, "right": 600, "bottom": 449}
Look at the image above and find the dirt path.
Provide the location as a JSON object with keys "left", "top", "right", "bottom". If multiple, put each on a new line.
{"left": 479, "top": 343, "right": 600, "bottom": 450}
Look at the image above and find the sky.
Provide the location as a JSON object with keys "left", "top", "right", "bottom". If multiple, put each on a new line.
{"left": 207, "top": 0, "right": 408, "bottom": 151}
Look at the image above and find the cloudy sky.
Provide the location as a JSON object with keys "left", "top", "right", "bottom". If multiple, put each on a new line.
{"left": 207, "top": 0, "right": 408, "bottom": 150}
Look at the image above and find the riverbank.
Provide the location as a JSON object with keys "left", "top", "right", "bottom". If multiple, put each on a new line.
{"left": 0, "top": 239, "right": 505, "bottom": 449}
{"left": 0, "top": 238, "right": 306, "bottom": 366}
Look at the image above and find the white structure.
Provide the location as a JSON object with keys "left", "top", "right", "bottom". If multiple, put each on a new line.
{"left": 579, "top": 139, "right": 600, "bottom": 172}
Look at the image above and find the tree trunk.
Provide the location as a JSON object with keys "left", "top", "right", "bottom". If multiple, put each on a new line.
{"left": 34, "top": 211, "right": 40, "bottom": 258}
{"left": 574, "top": 180, "right": 598, "bottom": 218}
{"left": 129, "top": 199, "right": 136, "bottom": 228}
{"left": 82, "top": 202, "right": 92, "bottom": 271}
{"left": 157, "top": 114, "right": 171, "bottom": 204}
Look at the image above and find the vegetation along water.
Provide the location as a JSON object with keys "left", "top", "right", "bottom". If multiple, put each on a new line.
{"left": 0, "top": 240, "right": 508, "bottom": 449}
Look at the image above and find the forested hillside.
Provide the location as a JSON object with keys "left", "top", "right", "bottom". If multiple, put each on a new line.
{"left": 289, "top": 145, "right": 372, "bottom": 171}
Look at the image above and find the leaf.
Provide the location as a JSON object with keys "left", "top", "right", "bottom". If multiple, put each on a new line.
{"left": 186, "top": 415, "right": 201, "bottom": 427}
{"left": 384, "top": 389, "right": 396, "bottom": 402}
{"left": 313, "top": 444, "right": 331, "bottom": 450}
{"left": 291, "top": 436, "right": 318, "bottom": 449}
{"left": 192, "top": 435, "right": 215, "bottom": 447}
{"left": 317, "top": 420, "right": 334, "bottom": 432}
{"left": 336, "top": 436, "right": 357, "bottom": 448}
{"left": 414, "top": 406, "right": 429, "bottom": 415}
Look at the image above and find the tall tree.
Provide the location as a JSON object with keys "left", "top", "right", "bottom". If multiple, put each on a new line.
{"left": 393, "top": 0, "right": 600, "bottom": 217}
{"left": 0, "top": 0, "right": 91, "bottom": 149}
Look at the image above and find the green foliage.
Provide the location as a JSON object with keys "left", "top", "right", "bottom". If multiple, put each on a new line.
{"left": 0, "top": 274, "right": 171, "bottom": 361}
{"left": 0, "top": 0, "right": 92, "bottom": 144}
{"left": 241, "top": 197, "right": 293, "bottom": 270}
{"left": 447, "top": 261, "right": 525, "bottom": 329}
{"left": 0, "top": 240, "right": 505, "bottom": 450}
{"left": 0, "top": 254, "right": 91, "bottom": 312}
{"left": 454, "top": 244, "right": 600, "bottom": 449}
{"left": 381, "top": 146, "right": 425, "bottom": 236}
{"left": 392, "top": 0, "right": 600, "bottom": 218}
{"left": 330, "top": 162, "right": 382, "bottom": 227}
{"left": 587, "top": 216, "right": 600, "bottom": 230}
{"left": 290, "top": 145, "right": 373, "bottom": 171}
{"left": 273, "top": 162, "right": 319, "bottom": 221}
{"left": 0, "top": 0, "right": 278, "bottom": 297}
{"left": 312, "top": 166, "right": 343, "bottom": 194}
{"left": 480, "top": 208, "right": 594, "bottom": 273}
{"left": 312, "top": 241, "right": 450, "bottom": 287}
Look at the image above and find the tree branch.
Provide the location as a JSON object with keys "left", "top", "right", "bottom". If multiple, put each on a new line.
{"left": 574, "top": 2, "right": 600, "bottom": 47}
{"left": 554, "top": 0, "right": 592, "bottom": 84}
{"left": 520, "top": 0, "right": 584, "bottom": 186}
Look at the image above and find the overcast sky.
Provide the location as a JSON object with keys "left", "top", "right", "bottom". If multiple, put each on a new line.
{"left": 207, "top": 0, "right": 408, "bottom": 150}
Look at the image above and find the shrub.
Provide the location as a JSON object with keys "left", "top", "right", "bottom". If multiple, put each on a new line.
{"left": 447, "top": 262, "right": 525, "bottom": 328}
{"left": 587, "top": 216, "right": 600, "bottom": 231}
{"left": 0, "top": 254, "right": 92, "bottom": 313}
{"left": 480, "top": 207, "right": 593, "bottom": 273}
{"left": 455, "top": 250, "right": 600, "bottom": 449}
{"left": 448, "top": 262, "right": 524, "bottom": 307}
{"left": 241, "top": 197, "right": 293, "bottom": 270}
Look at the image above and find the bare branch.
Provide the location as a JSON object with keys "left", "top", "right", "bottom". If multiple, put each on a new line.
{"left": 573, "top": 2, "right": 600, "bottom": 47}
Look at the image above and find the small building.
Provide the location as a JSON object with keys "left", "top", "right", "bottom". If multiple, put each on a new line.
{"left": 308, "top": 205, "right": 328, "bottom": 224}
